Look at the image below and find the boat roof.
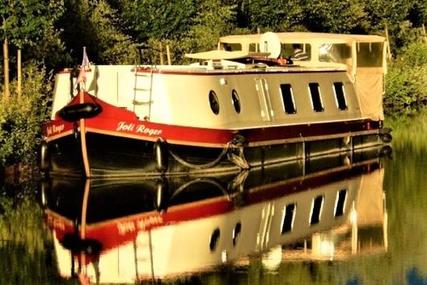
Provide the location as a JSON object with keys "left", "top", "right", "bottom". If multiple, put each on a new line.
{"left": 185, "top": 50, "right": 270, "bottom": 60}
{"left": 219, "top": 32, "right": 386, "bottom": 44}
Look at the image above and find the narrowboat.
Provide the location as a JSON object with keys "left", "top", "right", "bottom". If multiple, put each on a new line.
{"left": 41, "top": 32, "right": 391, "bottom": 177}
{"left": 44, "top": 149, "right": 388, "bottom": 282}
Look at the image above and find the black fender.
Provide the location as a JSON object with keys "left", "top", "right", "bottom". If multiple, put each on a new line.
{"left": 58, "top": 103, "right": 102, "bottom": 122}
{"left": 154, "top": 139, "right": 168, "bottom": 172}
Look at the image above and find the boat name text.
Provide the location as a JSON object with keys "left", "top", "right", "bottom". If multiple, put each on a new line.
{"left": 117, "top": 215, "right": 164, "bottom": 235}
{"left": 116, "top": 121, "right": 162, "bottom": 136}
{"left": 46, "top": 124, "right": 65, "bottom": 136}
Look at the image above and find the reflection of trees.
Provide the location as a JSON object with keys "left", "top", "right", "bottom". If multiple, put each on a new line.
{"left": 385, "top": 138, "right": 427, "bottom": 277}
{"left": 0, "top": 181, "right": 60, "bottom": 284}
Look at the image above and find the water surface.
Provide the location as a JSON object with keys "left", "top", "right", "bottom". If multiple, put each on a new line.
{"left": 1, "top": 112, "right": 427, "bottom": 284}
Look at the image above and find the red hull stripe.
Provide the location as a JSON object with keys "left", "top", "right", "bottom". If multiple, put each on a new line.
{"left": 44, "top": 116, "right": 379, "bottom": 147}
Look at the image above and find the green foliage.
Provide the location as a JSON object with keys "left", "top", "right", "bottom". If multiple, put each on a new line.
{"left": 179, "top": 0, "right": 237, "bottom": 56}
{"left": 59, "top": 0, "right": 138, "bottom": 64}
{"left": 245, "top": 0, "right": 304, "bottom": 31}
{"left": 0, "top": 64, "right": 51, "bottom": 166}
{"left": 116, "top": 0, "right": 197, "bottom": 41}
{"left": 89, "top": 0, "right": 139, "bottom": 64}
{"left": 303, "top": 0, "right": 368, "bottom": 33}
{"left": 0, "top": 0, "right": 68, "bottom": 70}
{"left": 0, "top": 0, "right": 64, "bottom": 47}
{"left": 363, "top": 0, "right": 427, "bottom": 52}
{"left": 384, "top": 42, "right": 427, "bottom": 115}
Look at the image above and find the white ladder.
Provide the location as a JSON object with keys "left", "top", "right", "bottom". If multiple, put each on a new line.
{"left": 133, "top": 68, "right": 154, "bottom": 119}
{"left": 134, "top": 231, "right": 155, "bottom": 279}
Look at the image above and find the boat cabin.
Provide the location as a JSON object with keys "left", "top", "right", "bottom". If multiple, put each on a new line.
{"left": 217, "top": 32, "right": 388, "bottom": 120}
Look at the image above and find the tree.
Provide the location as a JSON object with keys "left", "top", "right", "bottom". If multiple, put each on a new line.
{"left": 303, "top": 0, "right": 368, "bottom": 33}
{"left": 59, "top": 0, "right": 138, "bottom": 65}
{"left": 0, "top": 0, "right": 64, "bottom": 47}
{"left": 180, "top": 0, "right": 237, "bottom": 54}
{"left": 363, "top": 0, "right": 427, "bottom": 52}
{"left": 0, "top": 0, "right": 63, "bottom": 100}
{"left": 115, "top": 0, "right": 197, "bottom": 42}
{"left": 89, "top": 0, "right": 138, "bottom": 64}
{"left": 244, "top": 0, "right": 305, "bottom": 31}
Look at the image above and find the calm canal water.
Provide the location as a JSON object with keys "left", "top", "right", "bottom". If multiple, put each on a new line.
{"left": 1, "top": 112, "right": 427, "bottom": 285}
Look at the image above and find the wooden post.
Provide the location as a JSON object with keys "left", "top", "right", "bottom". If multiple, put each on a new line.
{"left": 17, "top": 49, "right": 22, "bottom": 99}
{"left": 384, "top": 24, "right": 392, "bottom": 60}
{"left": 3, "top": 39, "right": 10, "bottom": 101}
{"left": 166, "top": 45, "right": 171, "bottom": 65}
{"left": 159, "top": 43, "right": 164, "bottom": 65}
{"left": 422, "top": 24, "right": 427, "bottom": 42}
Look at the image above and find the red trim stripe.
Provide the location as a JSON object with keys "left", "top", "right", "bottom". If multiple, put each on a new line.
{"left": 44, "top": 116, "right": 378, "bottom": 147}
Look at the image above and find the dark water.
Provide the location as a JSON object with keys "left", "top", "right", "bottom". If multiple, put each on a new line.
{"left": 1, "top": 114, "right": 427, "bottom": 285}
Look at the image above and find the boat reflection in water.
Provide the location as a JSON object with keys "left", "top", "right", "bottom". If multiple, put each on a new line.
{"left": 42, "top": 146, "right": 391, "bottom": 284}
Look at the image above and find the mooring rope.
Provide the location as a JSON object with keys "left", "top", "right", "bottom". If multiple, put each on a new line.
{"left": 167, "top": 143, "right": 230, "bottom": 169}
{"left": 166, "top": 134, "right": 251, "bottom": 170}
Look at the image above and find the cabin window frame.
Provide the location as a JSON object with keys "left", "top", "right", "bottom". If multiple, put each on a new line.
{"left": 308, "top": 83, "right": 324, "bottom": 112}
{"left": 310, "top": 195, "right": 324, "bottom": 225}
{"left": 333, "top": 82, "right": 348, "bottom": 111}
{"left": 209, "top": 90, "right": 220, "bottom": 115}
{"left": 281, "top": 203, "right": 297, "bottom": 234}
{"left": 231, "top": 89, "right": 241, "bottom": 114}
{"left": 279, "top": 84, "right": 297, "bottom": 114}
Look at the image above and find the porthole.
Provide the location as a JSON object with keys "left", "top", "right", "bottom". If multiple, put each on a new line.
{"left": 209, "top": 228, "right": 220, "bottom": 251}
{"left": 209, "top": 90, "right": 220, "bottom": 115}
{"left": 231, "top": 89, "right": 241, "bottom": 113}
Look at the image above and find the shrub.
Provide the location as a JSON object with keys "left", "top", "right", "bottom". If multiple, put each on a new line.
{"left": 384, "top": 41, "right": 427, "bottom": 115}
{"left": 0, "top": 64, "right": 51, "bottom": 167}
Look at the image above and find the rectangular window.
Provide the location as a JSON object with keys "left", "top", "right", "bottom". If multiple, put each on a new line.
{"left": 308, "top": 83, "right": 324, "bottom": 112}
{"left": 280, "top": 84, "right": 296, "bottom": 114}
{"left": 310, "top": 195, "right": 324, "bottom": 225}
{"left": 249, "top": 43, "right": 259, "bottom": 52}
{"left": 220, "top": 43, "right": 242, "bottom": 52}
{"left": 333, "top": 82, "right": 347, "bottom": 110}
{"left": 356, "top": 42, "right": 383, "bottom": 67}
{"left": 319, "top": 43, "right": 351, "bottom": 64}
{"left": 334, "top": 189, "right": 347, "bottom": 217}
{"left": 281, "top": 43, "right": 312, "bottom": 60}
{"left": 281, "top": 203, "right": 296, "bottom": 234}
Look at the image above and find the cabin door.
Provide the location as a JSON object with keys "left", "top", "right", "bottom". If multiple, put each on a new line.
{"left": 255, "top": 78, "right": 274, "bottom": 121}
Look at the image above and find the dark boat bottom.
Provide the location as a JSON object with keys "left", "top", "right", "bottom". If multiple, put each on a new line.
{"left": 46, "top": 132, "right": 386, "bottom": 178}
